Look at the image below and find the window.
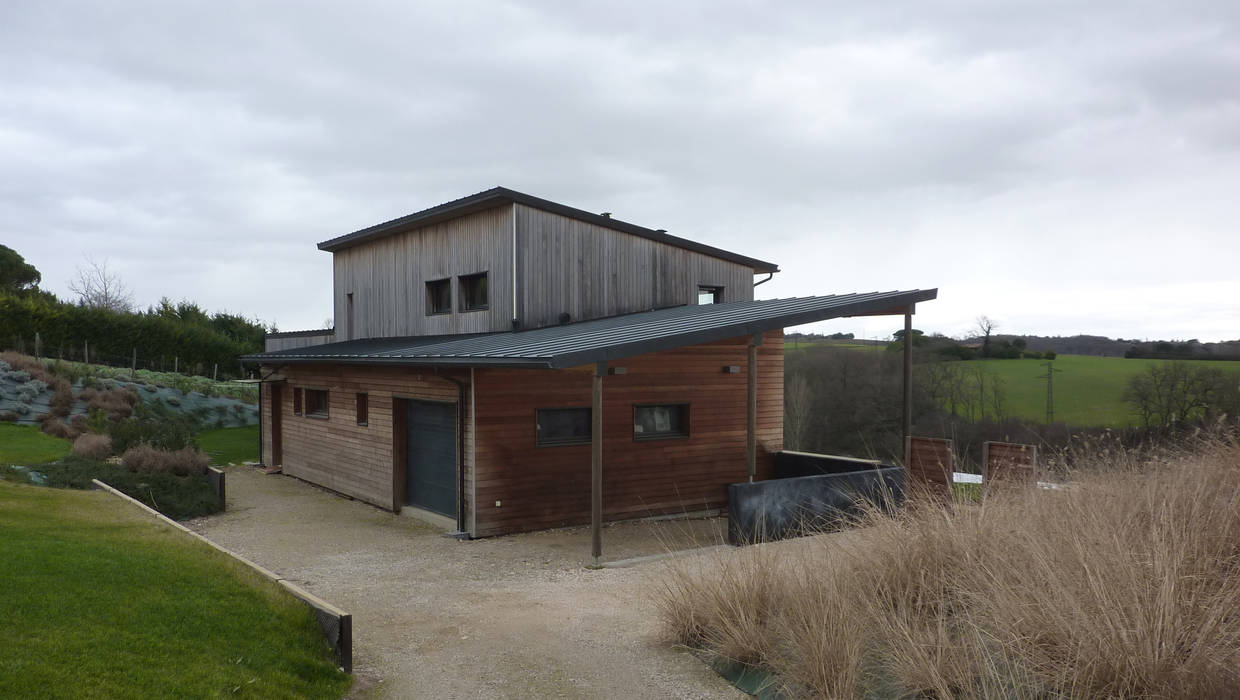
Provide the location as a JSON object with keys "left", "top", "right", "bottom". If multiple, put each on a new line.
{"left": 697, "top": 286, "right": 723, "bottom": 304}
{"left": 536, "top": 407, "right": 591, "bottom": 446}
{"left": 304, "top": 389, "right": 329, "bottom": 418}
{"left": 346, "top": 292, "right": 355, "bottom": 340}
{"left": 356, "top": 393, "right": 368, "bottom": 426}
{"left": 426, "top": 278, "right": 451, "bottom": 315}
{"left": 634, "top": 404, "right": 689, "bottom": 439}
{"left": 459, "top": 272, "right": 488, "bottom": 311}
{"left": 293, "top": 387, "right": 302, "bottom": 416}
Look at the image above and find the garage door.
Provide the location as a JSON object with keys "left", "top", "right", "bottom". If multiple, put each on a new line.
{"left": 406, "top": 399, "right": 457, "bottom": 517}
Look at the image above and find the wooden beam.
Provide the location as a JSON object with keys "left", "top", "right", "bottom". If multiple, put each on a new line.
{"left": 902, "top": 309, "right": 913, "bottom": 463}
{"left": 591, "top": 361, "right": 606, "bottom": 566}
{"left": 747, "top": 333, "right": 762, "bottom": 482}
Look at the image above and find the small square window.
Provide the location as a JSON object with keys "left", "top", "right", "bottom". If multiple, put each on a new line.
{"left": 634, "top": 404, "right": 689, "bottom": 439}
{"left": 459, "top": 272, "right": 488, "bottom": 312}
{"left": 537, "top": 407, "right": 591, "bottom": 446}
{"left": 426, "top": 278, "right": 451, "bottom": 315}
{"left": 356, "top": 393, "right": 368, "bottom": 426}
{"left": 305, "top": 389, "right": 329, "bottom": 418}
{"left": 697, "top": 286, "right": 723, "bottom": 304}
{"left": 293, "top": 387, "right": 302, "bottom": 416}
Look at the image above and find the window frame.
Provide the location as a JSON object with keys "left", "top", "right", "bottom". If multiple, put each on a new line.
{"left": 633, "top": 403, "right": 690, "bottom": 441}
{"left": 697, "top": 286, "right": 723, "bottom": 305}
{"left": 303, "top": 388, "right": 329, "bottom": 419}
{"left": 535, "top": 406, "right": 592, "bottom": 447}
{"left": 356, "top": 392, "right": 368, "bottom": 427}
{"left": 292, "top": 387, "right": 303, "bottom": 416}
{"left": 426, "top": 277, "right": 452, "bottom": 315}
{"left": 458, "top": 271, "right": 489, "bottom": 312}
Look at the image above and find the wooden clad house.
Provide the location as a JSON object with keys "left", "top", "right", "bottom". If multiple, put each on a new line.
{"left": 246, "top": 187, "right": 935, "bottom": 557}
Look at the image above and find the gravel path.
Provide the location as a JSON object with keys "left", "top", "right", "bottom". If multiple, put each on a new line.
{"left": 190, "top": 467, "right": 745, "bottom": 699}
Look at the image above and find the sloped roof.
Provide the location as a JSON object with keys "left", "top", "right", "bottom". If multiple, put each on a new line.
{"left": 244, "top": 289, "right": 937, "bottom": 369}
{"left": 316, "top": 186, "right": 780, "bottom": 273}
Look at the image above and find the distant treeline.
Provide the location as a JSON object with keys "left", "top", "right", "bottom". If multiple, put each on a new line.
{"left": 992, "top": 334, "right": 1240, "bottom": 360}
{"left": 0, "top": 293, "right": 267, "bottom": 377}
{"left": 1122, "top": 340, "right": 1240, "bottom": 362}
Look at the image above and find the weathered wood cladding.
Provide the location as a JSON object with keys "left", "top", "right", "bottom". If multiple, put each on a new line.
{"left": 471, "top": 330, "right": 783, "bottom": 537}
{"left": 515, "top": 204, "right": 756, "bottom": 330}
{"left": 265, "top": 331, "right": 337, "bottom": 352}
{"left": 331, "top": 206, "right": 514, "bottom": 339}
{"left": 259, "top": 365, "right": 472, "bottom": 515}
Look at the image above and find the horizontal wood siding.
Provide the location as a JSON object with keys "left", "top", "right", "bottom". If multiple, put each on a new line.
{"left": 332, "top": 206, "right": 513, "bottom": 339}
{"left": 260, "top": 365, "right": 471, "bottom": 516}
{"left": 472, "top": 330, "right": 783, "bottom": 537}
{"left": 516, "top": 204, "right": 757, "bottom": 330}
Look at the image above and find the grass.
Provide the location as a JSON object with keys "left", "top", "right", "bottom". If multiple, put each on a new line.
{"left": 198, "top": 424, "right": 260, "bottom": 465}
{"left": 654, "top": 430, "right": 1240, "bottom": 698}
{"left": 959, "top": 354, "right": 1239, "bottom": 427}
{"left": 0, "top": 480, "right": 350, "bottom": 699}
{"left": 0, "top": 423, "right": 71, "bottom": 464}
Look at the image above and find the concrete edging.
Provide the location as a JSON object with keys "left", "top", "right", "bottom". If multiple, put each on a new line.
{"left": 90, "top": 478, "right": 352, "bottom": 672}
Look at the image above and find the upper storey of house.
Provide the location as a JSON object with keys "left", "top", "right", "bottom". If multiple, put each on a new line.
{"left": 318, "top": 187, "right": 780, "bottom": 341}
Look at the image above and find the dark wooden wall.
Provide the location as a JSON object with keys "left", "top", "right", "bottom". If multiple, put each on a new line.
{"left": 471, "top": 330, "right": 784, "bottom": 537}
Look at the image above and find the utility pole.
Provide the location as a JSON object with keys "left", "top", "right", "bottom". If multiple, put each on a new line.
{"left": 1037, "top": 360, "right": 1063, "bottom": 423}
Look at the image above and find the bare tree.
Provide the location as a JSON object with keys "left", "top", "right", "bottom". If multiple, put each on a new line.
{"left": 68, "top": 258, "right": 134, "bottom": 312}
{"left": 784, "top": 373, "right": 812, "bottom": 450}
{"left": 976, "top": 315, "right": 998, "bottom": 358}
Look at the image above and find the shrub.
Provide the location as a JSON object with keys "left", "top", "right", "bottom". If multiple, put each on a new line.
{"left": 0, "top": 411, "right": 16, "bottom": 422}
{"left": 1044, "top": 350, "right": 1057, "bottom": 360}
{"left": 120, "top": 444, "right": 209, "bottom": 476}
{"left": 39, "top": 416, "right": 79, "bottom": 440}
{"left": 14, "top": 402, "right": 31, "bottom": 416}
{"left": 108, "top": 411, "right": 197, "bottom": 454}
{"left": 72, "top": 433, "right": 113, "bottom": 459}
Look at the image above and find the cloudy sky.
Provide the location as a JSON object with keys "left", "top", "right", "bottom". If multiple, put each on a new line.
{"left": 3, "top": 1, "right": 1238, "bottom": 341}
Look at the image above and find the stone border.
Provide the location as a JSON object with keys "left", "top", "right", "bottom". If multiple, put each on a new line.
{"left": 90, "top": 479, "right": 352, "bottom": 672}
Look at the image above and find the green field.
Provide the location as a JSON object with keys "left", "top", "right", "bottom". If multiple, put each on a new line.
{"left": 0, "top": 480, "right": 349, "bottom": 698}
{"left": 0, "top": 423, "right": 71, "bottom": 464}
{"left": 959, "top": 354, "right": 1239, "bottom": 427}
{"left": 198, "top": 424, "right": 260, "bottom": 465}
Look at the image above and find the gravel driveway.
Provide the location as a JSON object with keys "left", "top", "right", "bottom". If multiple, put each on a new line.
{"left": 191, "top": 466, "right": 744, "bottom": 699}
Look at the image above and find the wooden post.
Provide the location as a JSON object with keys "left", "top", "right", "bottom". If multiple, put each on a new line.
{"left": 174, "top": 356, "right": 178, "bottom": 373}
{"left": 902, "top": 310, "right": 913, "bottom": 463}
{"left": 591, "top": 361, "right": 606, "bottom": 567}
{"left": 34, "top": 332, "right": 41, "bottom": 359}
{"left": 213, "top": 363, "right": 218, "bottom": 381}
{"left": 84, "top": 340, "right": 89, "bottom": 365}
{"left": 131, "top": 347, "right": 137, "bottom": 379}
{"left": 747, "top": 333, "right": 762, "bottom": 483}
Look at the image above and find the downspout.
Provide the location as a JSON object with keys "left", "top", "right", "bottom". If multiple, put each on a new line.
{"left": 441, "top": 371, "right": 470, "bottom": 536}
{"left": 752, "top": 272, "right": 774, "bottom": 288}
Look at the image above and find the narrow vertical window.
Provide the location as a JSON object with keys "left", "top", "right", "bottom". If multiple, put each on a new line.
{"left": 346, "top": 292, "right": 355, "bottom": 340}
{"left": 293, "top": 387, "right": 303, "bottom": 416}
{"left": 356, "top": 393, "right": 368, "bottom": 426}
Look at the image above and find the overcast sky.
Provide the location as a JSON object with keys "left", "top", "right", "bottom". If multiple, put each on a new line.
{"left": 3, "top": 1, "right": 1238, "bottom": 341}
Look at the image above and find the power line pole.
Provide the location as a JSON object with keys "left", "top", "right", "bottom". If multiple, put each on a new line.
{"left": 1037, "top": 360, "right": 1063, "bottom": 423}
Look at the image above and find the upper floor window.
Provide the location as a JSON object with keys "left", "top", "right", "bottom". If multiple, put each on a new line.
{"left": 459, "top": 272, "right": 488, "bottom": 312}
{"left": 304, "top": 389, "right": 329, "bottom": 419}
{"left": 697, "top": 286, "right": 723, "bottom": 304}
{"left": 426, "top": 278, "right": 451, "bottom": 315}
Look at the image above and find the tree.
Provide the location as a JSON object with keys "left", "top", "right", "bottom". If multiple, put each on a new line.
{"left": 0, "top": 244, "right": 41, "bottom": 293}
{"left": 1123, "top": 362, "right": 1240, "bottom": 429}
{"left": 68, "top": 258, "right": 134, "bottom": 312}
{"left": 976, "top": 315, "right": 998, "bottom": 358}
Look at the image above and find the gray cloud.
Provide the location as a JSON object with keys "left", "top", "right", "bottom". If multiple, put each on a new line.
{"left": 2, "top": 0, "right": 1238, "bottom": 340}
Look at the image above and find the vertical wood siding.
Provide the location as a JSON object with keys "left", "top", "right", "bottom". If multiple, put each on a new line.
{"left": 331, "top": 206, "right": 514, "bottom": 338}
{"left": 515, "top": 204, "right": 757, "bottom": 330}
{"left": 264, "top": 331, "right": 337, "bottom": 352}
{"left": 471, "top": 330, "right": 783, "bottom": 537}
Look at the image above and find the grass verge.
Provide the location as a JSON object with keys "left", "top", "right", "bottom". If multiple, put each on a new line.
{"left": 654, "top": 431, "right": 1240, "bottom": 698}
{"left": 0, "top": 480, "right": 350, "bottom": 699}
{"left": 198, "top": 424, "right": 260, "bottom": 465}
{"left": 0, "top": 423, "right": 71, "bottom": 464}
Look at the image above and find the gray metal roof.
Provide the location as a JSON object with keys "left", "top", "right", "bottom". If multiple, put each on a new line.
{"left": 316, "top": 186, "right": 780, "bottom": 273}
{"left": 244, "top": 289, "right": 937, "bottom": 369}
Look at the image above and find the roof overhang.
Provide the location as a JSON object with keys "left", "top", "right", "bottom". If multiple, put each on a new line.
{"left": 316, "top": 187, "right": 780, "bottom": 273}
{"left": 243, "top": 289, "right": 937, "bottom": 370}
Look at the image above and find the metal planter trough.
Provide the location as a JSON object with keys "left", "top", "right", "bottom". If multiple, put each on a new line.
{"left": 728, "top": 451, "right": 905, "bottom": 545}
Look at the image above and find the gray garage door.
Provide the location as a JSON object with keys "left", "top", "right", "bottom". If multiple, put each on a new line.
{"left": 406, "top": 399, "right": 457, "bottom": 517}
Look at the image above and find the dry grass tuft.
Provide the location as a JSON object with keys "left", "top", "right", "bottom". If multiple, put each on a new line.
{"left": 653, "top": 430, "right": 1240, "bottom": 698}
{"left": 38, "top": 415, "right": 81, "bottom": 441}
{"left": 72, "top": 433, "right": 113, "bottom": 460}
{"left": 120, "top": 444, "right": 209, "bottom": 477}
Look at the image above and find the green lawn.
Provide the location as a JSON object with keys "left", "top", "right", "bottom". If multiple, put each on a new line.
{"left": 0, "top": 480, "right": 350, "bottom": 699}
{"left": 0, "top": 423, "right": 71, "bottom": 465}
{"left": 197, "top": 424, "right": 260, "bottom": 465}
{"left": 959, "top": 354, "right": 1240, "bottom": 427}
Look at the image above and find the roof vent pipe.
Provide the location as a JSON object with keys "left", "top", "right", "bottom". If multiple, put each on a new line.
{"left": 600, "top": 212, "right": 612, "bottom": 218}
